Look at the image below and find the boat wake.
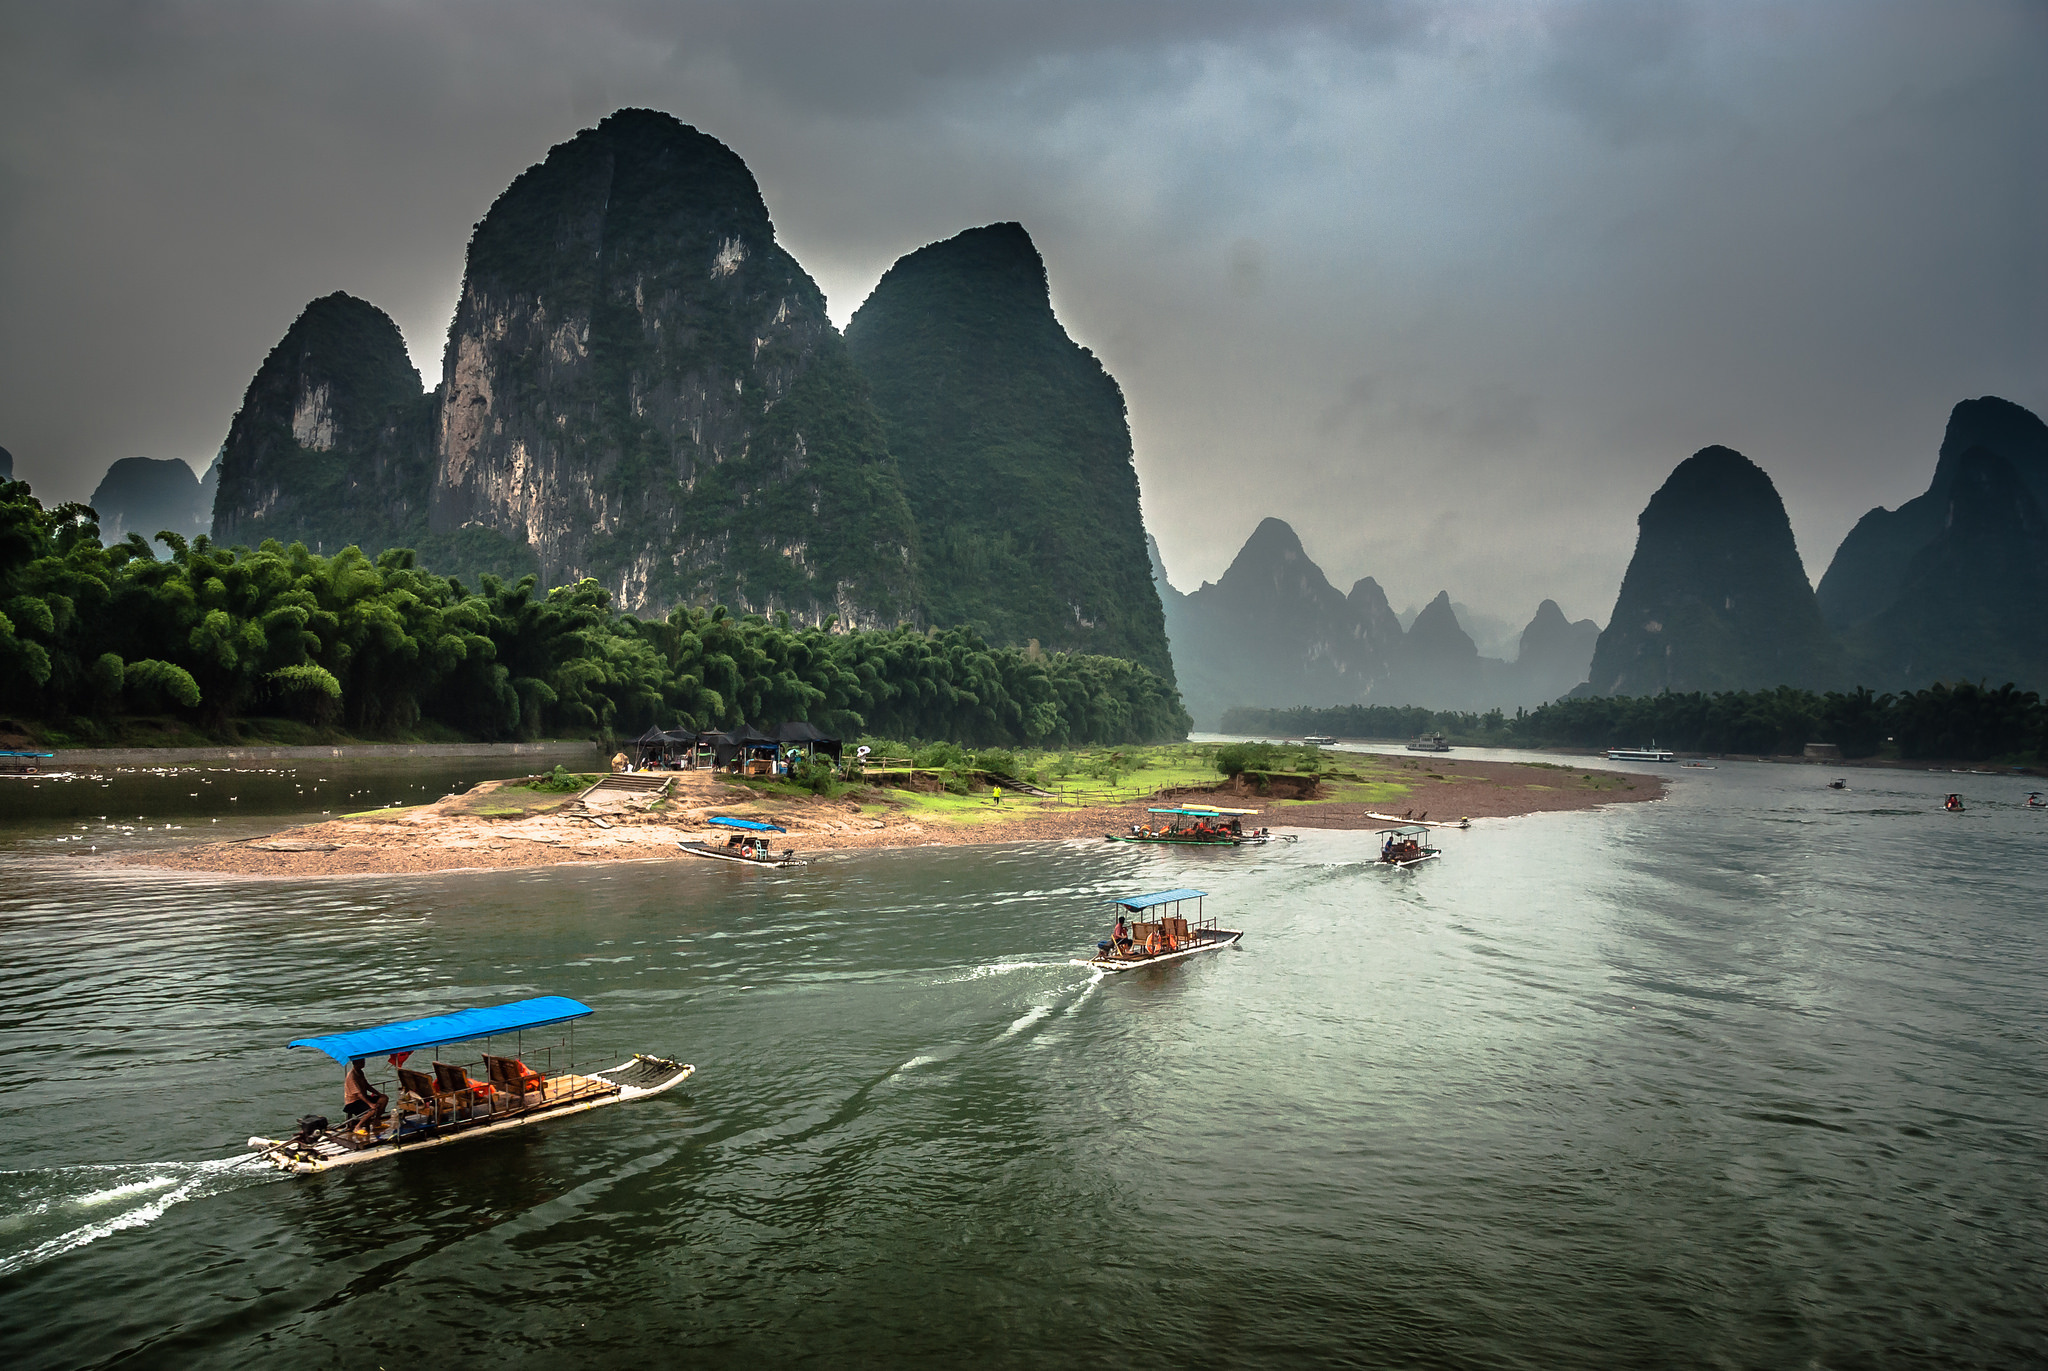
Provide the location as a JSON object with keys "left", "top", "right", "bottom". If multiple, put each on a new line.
{"left": 997, "top": 1005, "right": 1056, "bottom": 1040}
{"left": 0, "top": 1154, "right": 278, "bottom": 1278}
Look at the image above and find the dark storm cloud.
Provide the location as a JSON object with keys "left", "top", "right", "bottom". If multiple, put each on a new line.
{"left": 2, "top": 1, "right": 2042, "bottom": 630}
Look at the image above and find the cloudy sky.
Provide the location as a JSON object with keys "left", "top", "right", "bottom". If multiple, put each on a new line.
{"left": 3, "top": 1, "right": 2042, "bottom": 632}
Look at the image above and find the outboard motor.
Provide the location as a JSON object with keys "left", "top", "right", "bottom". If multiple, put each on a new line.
{"left": 292, "top": 1114, "right": 330, "bottom": 1143}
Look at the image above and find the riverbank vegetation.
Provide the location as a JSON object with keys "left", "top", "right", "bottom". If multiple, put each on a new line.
{"left": 1221, "top": 681, "right": 2048, "bottom": 763}
{"left": 0, "top": 482, "right": 1188, "bottom": 749}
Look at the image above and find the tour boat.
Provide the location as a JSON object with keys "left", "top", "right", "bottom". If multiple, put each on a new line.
{"left": 677, "top": 816, "right": 802, "bottom": 866}
{"left": 1078, "top": 888, "right": 1243, "bottom": 973}
{"left": 247, "top": 996, "right": 693, "bottom": 1175}
{"left": 1405, "top": 733, "right": 1452, "bottom": 752}
{"left": 1607, "top": 746, "right": 1675, "bottom": 762}
{"left": 1301, "top": 734, "right": 1339, "bottom": 746}
{"left": 1104, "top": 806, "right": 1292, "bottom": 846}
{"left": 1374, "top": 824, "right": 1441, "bottom": 869}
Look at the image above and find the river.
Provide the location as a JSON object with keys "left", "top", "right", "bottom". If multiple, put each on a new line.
{"left": 0, "top": 754, "right": 2042, "bottom": 1366}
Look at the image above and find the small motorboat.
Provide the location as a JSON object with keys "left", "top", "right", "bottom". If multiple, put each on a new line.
{"left": 1365, "top": 811, "right": 1470, "bottom": 829}
{"left": 1828, "top": 779, "right": 1848, "bottom": 790}
{"left": 1077, "top": 888, "right": 1243, "bottom": 973}
{"left": 1374, "top": 824, "right": 1441, "bottom": 869}
{"left": 1944, "top": 794, "right": 1965, "bottom": 812}
{"left": 2025, "top": 792, "right": 2044, "bottom": 809}
{"left": 678, "top": 816, "right": 803, "bottom": 865}
{"left": 248, "top": 996, "right": 693, "bottom": 1175}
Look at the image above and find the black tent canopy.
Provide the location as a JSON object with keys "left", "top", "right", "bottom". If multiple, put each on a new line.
{"left": 769, "top": 721, "right": 842, "bottom": 760}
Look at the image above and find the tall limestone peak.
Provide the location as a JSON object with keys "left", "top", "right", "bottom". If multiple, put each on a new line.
{"left": 90, "top": 457, "right": 210, "bottom": 544}
{"left": 1406, "top": 591, "right": 1478, "bottom": 667}
{"left": 1346, "top": 576, "right": 1406, "bottom": 648}
{"left": 430, "top": 108, "right": 917, "bottom": 622}
{"left": 1847, "top": 445, "right": 2048, "bottom": 690}
{"left": 0, "top": 446, "right": 12, "bottom": 480}
{"left": 1587, "top": 445, "right": 1841, "bottom": 694}
{"left": 1514, "top": 599, "right": 1599, "bottom": 702}
{"left": 212, "top": 291, "right": 436, "bottom": 555}
{"left": 844, "top": 221, "right": 1170, "bottom": 674}
{"left": 1818, "top": 396, "right": 2048, "bottom": 632}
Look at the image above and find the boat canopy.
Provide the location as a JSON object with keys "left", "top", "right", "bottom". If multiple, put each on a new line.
{"left": 1381, "top": 824, "right": 1432, "bottom": 837}
{"left": 289, "top": 996, "right": 592, "bottom": 1063}
{"left": 1146, "top": 806, "right": 1255, "bottom": 816}
{"left": 1112, "top": 888, "right": 1208, "bottom": 912}
{"left": 710, "top": 816, "right": 786, "bottom": 833}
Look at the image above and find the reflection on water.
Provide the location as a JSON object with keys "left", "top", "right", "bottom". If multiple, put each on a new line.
{"left": 0, "top": 756, "right": 2044, "bottom": 1367}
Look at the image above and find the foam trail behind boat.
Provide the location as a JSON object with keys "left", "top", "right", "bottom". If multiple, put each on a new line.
{"left": 0, "top": 1154, "right": 277, "bottom": 1277}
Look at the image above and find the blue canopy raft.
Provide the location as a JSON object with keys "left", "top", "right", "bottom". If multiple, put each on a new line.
{"left": 1103, "top": 806, "right": 1294, "bottom": 847}
{"left": 675, "top": 815, "right": 804, "bottom": 867}
{"left": 1077, "top": 888, "right": 1244, "bottom": 974}
{"left": 246, "top": 995, "right": 693, "bottom": 1174}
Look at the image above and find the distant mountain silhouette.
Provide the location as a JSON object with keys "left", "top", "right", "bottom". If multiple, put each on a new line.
{"left": 0, "top": 446, "right": 12, "bottom": 481}
{"left": 1156, "top": 518, "right": 1597, "bottom": 726}
{"left": 1816, "top": 396, "right": 2048, "bottom": 692}
{"left": 1586, "top": 445, "right": 1841, "bottom": 695}
{"left": 89, "top": 456, "right": 211, "bottom": 544}
{"left": 1819, "top": 398, "right": 2048, "bottom": 632}
{"left": 1844, "top": 445, "right": 2048, "bottom": 690}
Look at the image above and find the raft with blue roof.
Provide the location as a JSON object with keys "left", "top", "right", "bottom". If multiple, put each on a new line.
{"left": 1077, "top": 888, "right": 1244, "bottom": 973}
{"left": 246, "top": 995, "right": 693, "bottom": 1174}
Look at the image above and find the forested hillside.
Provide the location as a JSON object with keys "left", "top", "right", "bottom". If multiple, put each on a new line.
{"left": 0, "top": 481, "right": 1187, "bottom": 747}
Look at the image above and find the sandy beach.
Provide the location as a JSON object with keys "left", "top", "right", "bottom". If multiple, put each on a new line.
{"left": 122, "top": 757, "right": 1663, "bottom": 878}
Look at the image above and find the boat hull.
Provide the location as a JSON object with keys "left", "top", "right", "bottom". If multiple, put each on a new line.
{"left": 677, "top": 841, "right": 801, "bottom": 866}
{"left": 248, "top": 1057, "right": 695, "bottom": 1174}
{"left": 1075, "top": 929, "right": 1244, "bottom": 973}
{"left": 1103, "top": 833, "right": 1259, "bottom": 846}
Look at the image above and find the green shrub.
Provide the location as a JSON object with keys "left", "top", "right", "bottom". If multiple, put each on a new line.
{"left": 914, "top": 740, "right": 971, "bottom": 771}
{"left": 972, "top": 749, "right": 1018, "bottom": 779}
{"left": 791, "top": 755, "right": 839, "bottom": 794}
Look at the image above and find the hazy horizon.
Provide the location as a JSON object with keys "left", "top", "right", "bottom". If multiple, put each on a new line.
{"left": 3, "top": 1, "right": 2041, "bottom": 627}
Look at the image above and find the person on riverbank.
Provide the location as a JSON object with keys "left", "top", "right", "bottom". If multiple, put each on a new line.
{"left": 992, "top": 784, "right": 1002, "bottom": 805}
{"left": 343, "top": 1057, "right": 387, "bottom": 1128}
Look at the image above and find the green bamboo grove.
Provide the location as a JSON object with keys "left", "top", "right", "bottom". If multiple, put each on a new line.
{"left": 0, "top": 482, "right": 1190, "bottom": 747}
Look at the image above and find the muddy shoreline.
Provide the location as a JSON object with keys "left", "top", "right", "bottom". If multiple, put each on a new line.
{"left": 115, "top": 758, "right": 1664, "bottom": 879}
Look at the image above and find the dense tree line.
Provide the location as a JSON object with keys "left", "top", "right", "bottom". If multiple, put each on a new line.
{"left": 1222, "top": 681, "right": 2048, "bottom": 763}
{"left": 0, "top": 482, "right": 1189, "bottom": 747}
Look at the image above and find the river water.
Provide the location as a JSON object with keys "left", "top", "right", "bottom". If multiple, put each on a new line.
{"left": 0, "top": 755, "right": 2042, "bottom": 1367}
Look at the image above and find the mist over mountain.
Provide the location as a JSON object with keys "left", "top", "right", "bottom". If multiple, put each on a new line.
{"left": 1157, "top": 517, "right": 1599, "bottom": 728}
{"left": 845, "top": 222, "right": 1169, "bottom": 675}
{"left": 1585, "top": 446, "right": 1841, "bottom": 696}
{"left": 88, "top": 456, "right": 212, "bottom": 544}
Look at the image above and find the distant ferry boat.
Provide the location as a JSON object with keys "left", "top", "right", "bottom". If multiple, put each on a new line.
{"left": 1301, "top": 734, "right": 1338, "bottom": 746}
{"left": 1406, "top": 733, "right": 1451, "bottom": 753}
{"left": 1607, "top": 746, "right": 1676, "bottom": 762}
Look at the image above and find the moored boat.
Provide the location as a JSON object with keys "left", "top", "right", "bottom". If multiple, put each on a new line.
{"left": 247, "top": 996, "right": 693, "bottom": 1174}
{"left": 1374, "top": 824, "right": 1441, "bottom": 868}
{"left": 678, "top": 816, "right": 802, "bottom": 865}
{"left": 1078, "top": 888, "right": 1243, "bottom": 973}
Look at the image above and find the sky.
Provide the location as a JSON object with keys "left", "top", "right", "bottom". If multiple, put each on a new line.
{"left": 3, "top": 0, "right": 2043, "bottom": 632}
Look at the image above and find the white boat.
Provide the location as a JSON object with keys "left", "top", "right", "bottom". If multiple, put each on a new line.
{"left": 1406, "top": 732, "right": 1452, "bottom": 752}
{"left": 1374, "top": 824, "right": 1441, "bottom": 869}
{"left": 1076, "top": 888, "right": 1242, "bottom": 973}
{"left": 247, "top": 996, "right": 693, "bottom": 1174}
{"left": 1606, "top": 746, "right": 1675, "bottom": 762}
{"left": 1301, "top": 734, "right": 1338, "bottom": 746}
